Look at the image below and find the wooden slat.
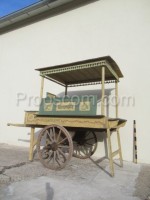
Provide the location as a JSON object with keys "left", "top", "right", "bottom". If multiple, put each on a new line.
{"left": 112, "top": 149, "right": 119, "bottom": 157}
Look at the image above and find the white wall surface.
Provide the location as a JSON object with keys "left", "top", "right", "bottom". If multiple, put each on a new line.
{"left": 0, "top": 0, "right": 150, "bottom": 163}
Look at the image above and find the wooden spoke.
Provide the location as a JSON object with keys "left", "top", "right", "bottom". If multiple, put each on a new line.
{"left": 48, "top": 150, "right": 53, "bottom": 159}
{"left": 85, "top": 142, "right": 93, "bottom": 146}
{"left": 81, "top": 145, "right": 87, "bottom": 155}
{"left": 50, "top": 129, "right": 55, "bottom": 142}
{"left": 84, "top": 137, "right": 95, "bottom": 141}
{"left": 56, "top": 150, "right": 61, "bottom": 165}
{"left": 56, "top": 150, "right": 60, "bottom": 158}
{"left": 47, "top": 151, "right": 53, "bottom": 163}
{"left": 58, "top": 137, "right": 68, "bottom": 145}
{"left": 53, "top": 127, "right": 56, "bottom": 142}
{"left": 57, "top": 129, "right": 61, "bottom": 142}
{"left": 53, "top": 151, "right": 56, "bottom": 165}
{"left": 37, "top": 125, "right": 73, "bottom": 170}
{"left": 73, "top": 130, "right": 97, "bottom": 159}
{"left": 85, "top": 131, "right": 90, "bottom": 137}
{"left": 58, "top": 148, "right": 67, "bottom": 161}
{"left": 58, "top": 145, "right": 69, "bottom": 149}
{"left": 46, "top": 130, "right": 54, "bottom": 143}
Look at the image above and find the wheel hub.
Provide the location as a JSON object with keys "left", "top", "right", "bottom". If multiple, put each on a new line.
{"left": 78, "top": 139, "right": 86, "bottom": 145}
{"left": 51, "top": 142, "right": 58, "bottom": 151}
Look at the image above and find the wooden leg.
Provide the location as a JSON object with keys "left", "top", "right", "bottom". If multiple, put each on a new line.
{"left": 107, "top": 128, "right": 114, "bottom": 177}
{"left": 117, "top": 129, "right": 123, "bottom": 167}
{"left": 29, "top": 127, "right": 35, "bottom": 161}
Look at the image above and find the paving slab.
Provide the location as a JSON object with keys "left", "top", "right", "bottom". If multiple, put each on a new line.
{"left": 0, "top": 143, "right": 150, "bottom": 200}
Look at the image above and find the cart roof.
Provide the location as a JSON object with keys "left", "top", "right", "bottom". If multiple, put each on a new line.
{"left": 36, "top": 56, "right": 123, "bottom": 86}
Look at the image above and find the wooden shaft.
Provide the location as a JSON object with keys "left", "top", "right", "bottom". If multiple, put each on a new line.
{"left": 40, "top": 76, "right": 44, "bottom": 99}
{"left": 101, "top": 67, "right": 105, "bottom": 115}
{"left": 29, "top": 127, "right": 35, "bottom": 161}
{"left": 115, "top": 81, "right": 118, "bottom": 118}
{"left": 107, "top": 129, "right": 114, "bottom": 177}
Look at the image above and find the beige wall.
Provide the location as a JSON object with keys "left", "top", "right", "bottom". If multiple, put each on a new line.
{"left": 0, "top": 0, "right": 150, "bottom": 163}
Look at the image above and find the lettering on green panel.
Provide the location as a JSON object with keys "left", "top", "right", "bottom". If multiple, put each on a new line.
{"left": 56, "top": 102, "right": 75, "bottom": 111}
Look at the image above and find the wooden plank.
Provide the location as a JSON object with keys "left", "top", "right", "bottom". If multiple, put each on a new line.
{"left": 24, "top": 112, "right": 126, "bottom": 129}
{"left": 24, "top": 111, "right": 107, "bottom": 129}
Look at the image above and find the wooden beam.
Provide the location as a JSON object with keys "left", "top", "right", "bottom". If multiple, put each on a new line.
{"left": 106, "top": 62, "right": 119, "bottom": 81}
{"left": 101, "top": 66, "right": 105, "bottom": 115}
{"left": 40, "top": 76, "right": 44, "bottom": 99}
{"left": 44, "top": 75, "right": 65, "bottom": 87}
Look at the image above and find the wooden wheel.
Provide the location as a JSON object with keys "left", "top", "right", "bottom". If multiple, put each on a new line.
{"left": 37, "top": 125, "right": 73, "bottom": 170}
{"left": 73, "top": 130, "right": 97, "bottom": 159}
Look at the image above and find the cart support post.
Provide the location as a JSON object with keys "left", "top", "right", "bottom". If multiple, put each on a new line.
{"left": 115, "top": 81, "right": 118, "bottom": 118}
{"left": 29, "top": 127, "right": 35, "bottom": 161}
{"left": 107, "top": 128, "right": 114, "bottom": 177}
{"left": 40, "top": 76, "right": 44, "bottom": 99}
{"left": 117, "top": 129, "right": 123, "bottom": 167}
{"left": 101, "top": 66, "right": 105, "bottom": 115}
{"left": 65, "top": 85, "right": 68, "bottom": 96}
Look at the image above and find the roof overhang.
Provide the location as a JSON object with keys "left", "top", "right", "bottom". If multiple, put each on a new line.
{"left": 36, "top": 56, "right": 124, "bottom": 87}
{"left": 0, "top": 0, "right": 76, "bottom": 34}
{"left": 0, "top": 0, "right": 98, "bottom": 34}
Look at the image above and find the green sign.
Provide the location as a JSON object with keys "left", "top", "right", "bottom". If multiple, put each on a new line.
{"left": 38, "top": 95, "right": 97, "bottom": 116}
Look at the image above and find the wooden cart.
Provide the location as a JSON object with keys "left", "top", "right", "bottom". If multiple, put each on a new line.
{"left": 8, "top": 56, "right": 126, "bottom": 176}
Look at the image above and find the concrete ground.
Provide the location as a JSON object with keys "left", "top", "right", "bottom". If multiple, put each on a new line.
{"left": 0, "top": 143, "right": 150, "bottom": 200}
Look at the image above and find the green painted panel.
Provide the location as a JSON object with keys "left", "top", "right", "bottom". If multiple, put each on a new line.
{"left": 38, "top": 95, "right": 97, "bottom": 116}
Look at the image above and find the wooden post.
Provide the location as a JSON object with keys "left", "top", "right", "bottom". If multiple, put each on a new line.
{"left": 65, "top": 85, "right": 68, "bottom": 96}
{"left": 29, "top": 127, "right": 35, "bottom": 161}
{"left": 101, "top": 66, "right": 105, "bottom": 115}
{"left": 40, "top": 76, "right": 44, "bottom": 99}
{"left": 117, "top": 129, "right": 123, "bottom": 167}
{"left": 107, "top": 128, "right": 114, "bottom": 177}
{"left": 115, "top": 81, "right": 118, "bottom": 118}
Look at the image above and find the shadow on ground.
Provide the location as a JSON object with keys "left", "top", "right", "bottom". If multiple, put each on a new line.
{"left": 134, "top": 165, "right": 150, "bottom": 200}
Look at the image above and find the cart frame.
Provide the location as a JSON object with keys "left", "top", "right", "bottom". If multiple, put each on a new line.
{"left": 8, "top": 56, "right": 126, "bottom": 177}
